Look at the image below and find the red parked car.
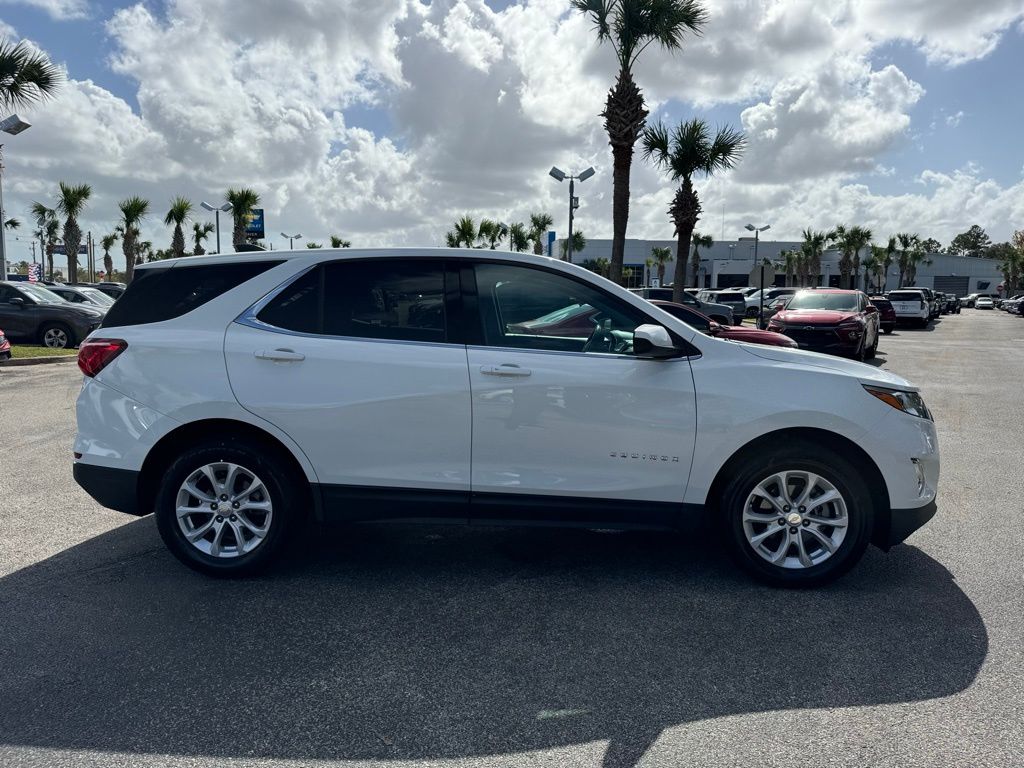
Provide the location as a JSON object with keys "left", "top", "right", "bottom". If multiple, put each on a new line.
{"left": 0, "top": 327, "right": 11, "bottom": 361}
{"left": 767, "top": 289, "right": 880, "bottom": 360}
{"left": 650, "top": 300, "right": 797, "bottom": 347}
{"left": 868, "top": 296, "right": 896, "bottom": 334}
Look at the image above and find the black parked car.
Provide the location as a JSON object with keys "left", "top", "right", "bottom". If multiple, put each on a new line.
{"left": 48, "top": 285, "right": 117, "bottom": 309}
{"left": 0, "top": 281, "right": 106, "bottom": 349}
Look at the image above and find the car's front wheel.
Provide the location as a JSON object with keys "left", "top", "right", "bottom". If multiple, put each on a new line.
{"left": 155, "top": 440, "right": 303, "bottom": 576}
{"left": 40, "top": 322, "right": 73, "bottom": 349}
{"left": 721, "top": 444, "right": 873, "bottom": 587}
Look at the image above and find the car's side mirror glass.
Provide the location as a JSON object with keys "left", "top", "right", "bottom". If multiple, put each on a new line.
{"left": 634, "top": 324, "right": 680, "bottom": 359}
{"left": 865, "top": 305, "right": 879, "bottom": 314}
{"left": 708, "top": 321, "right": 722, "bottom": 335}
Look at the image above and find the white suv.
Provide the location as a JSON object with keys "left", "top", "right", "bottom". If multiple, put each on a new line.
{"left": 73, "top": 249, "right": 939, "bottom": 586}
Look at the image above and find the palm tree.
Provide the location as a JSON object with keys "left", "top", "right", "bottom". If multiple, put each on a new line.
{"left": 528, "top": 212, "right": 554, "bottom": 255}
{"left": 446, "top": 215, "right": 477, "bottom": 248}
{"left": 163, "top": 197, "right": 192, "bottom": 259}
{"left": 118, "top": 196, "right": 149, "bottom": 283}
{"left": 895, "top": 232, "right": 919, "bottom": 288}
{"left": 4, "top": 217, "right": 19, "bottom": 230}
{"left": 508, "top": 222, "right": 530, "bottom": 253}
{"left": 225, "top": 187, "right": 260, "bottom": 250}
{"left": 559, "top": 231, "right": 587, "bottom": 260}
{"left": 55, "top": 182, "right": 91, "bottom": 283}
{"left": 830, "top": 224, "right": 873, "bottom": 289}
{"left": 905, "top": 245, "right": 931, "bottom": 286}
{"left": 100, "top": 232, "right": 118, "bottom": 280}
{"left": 690, "top": 232, "right": 712, "bottom": 288}
{"left": 43, "top": 218, "right": 59, "bottom": 281}
{"left": 641, "top": 118, "right": 745, "bottom": 302}
{"left": 0, "top": 40, "right": 62, "bottom": 111}
{"left": 777, "top": 249, "right": 800, "bottom": 287}
{"left": 582, "top": 256, "right": 610, "bottom": 277}
{"left": 573, "top": 0, "right": 708, "bottom": 285}
{"left": 649, "top": 245, "right": 671, "bottom": 285}
{"left": 329, "top": 235, "right": 352, "bottom": 248}
{"left": 192, "top": 222, "right": 214, "bottom": 255}
{"left": 477, "top": 219, "right": 508, "bottom": 250}
{"left": 800, "top": 229, "right": 831, "bottom": 287}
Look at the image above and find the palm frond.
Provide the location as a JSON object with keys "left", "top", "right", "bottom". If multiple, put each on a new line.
{"left": 0, "top": 40, "right": 62, "bottom": 110}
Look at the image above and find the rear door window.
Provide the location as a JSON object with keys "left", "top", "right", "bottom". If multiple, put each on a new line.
{"left": 103, "top": 261, "right": 282, "bottom": 328}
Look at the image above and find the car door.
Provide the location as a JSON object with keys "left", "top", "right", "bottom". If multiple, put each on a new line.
{"left": 464, "top": 260, "right": 697, "bottom": 526}
{"left": 224, "top": 258, "right": 472, "bottom": 519}
{"left": 0, "top": 285, "right": 33, "bottom": 337}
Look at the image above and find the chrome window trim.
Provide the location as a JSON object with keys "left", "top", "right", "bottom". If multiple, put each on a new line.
{"left": 465, "top": 344, "right": 697, "bottom": 363}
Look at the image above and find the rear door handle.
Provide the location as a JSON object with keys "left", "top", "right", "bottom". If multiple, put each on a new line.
{"left": 480, "top": 364, "right": 531, "bottom": 377}
{"left": 255, "top": 348, "right": 305, "bottom": 363}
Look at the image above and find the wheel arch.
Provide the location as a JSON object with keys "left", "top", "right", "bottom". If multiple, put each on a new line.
{"left": 703, "top": 427, "right": 891, "bottom": 548}
{"left": 137, "top": 418, "right": 319, "bottom": 519}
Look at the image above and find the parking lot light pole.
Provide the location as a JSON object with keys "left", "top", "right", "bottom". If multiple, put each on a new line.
{"left": 549, "top": 166, "right": 595, "bottom": 262}
{"left": 200, "top": 201, "right": 232, "bottom": 254}
{"left": 0, "top": 114, "right": 32, "bottom": 279}
{"left": 746, "top": 223, "right": 771, "bottom": 322}
{"left": 281, "top": 232, "right": 302, "bottom": 250}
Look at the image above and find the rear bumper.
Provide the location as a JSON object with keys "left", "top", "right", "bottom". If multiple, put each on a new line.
{"left": 879, "top": 499, "right": 937, "bottom": 549}
{"left": 73, "top": 462, "right": 144, "bottom": 516}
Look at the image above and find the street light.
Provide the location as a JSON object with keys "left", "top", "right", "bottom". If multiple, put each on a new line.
{"left": 549, "top": 165, "right": 595, "bottom": 262}
{"left": 281, "top": 232, "right": 303, "bottom": 249}
{"left": 200, "top": 201, "right": 232, "bottom": 254}
{"left": 0, "top": 114, "right": 31, "bottom": 279}
{"left": 746, "top": 223, "right": 771, "bottom": 321}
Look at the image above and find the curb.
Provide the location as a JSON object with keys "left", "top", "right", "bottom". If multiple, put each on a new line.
{"left": 0, "top": 355, "right": 78, "bottom": 367}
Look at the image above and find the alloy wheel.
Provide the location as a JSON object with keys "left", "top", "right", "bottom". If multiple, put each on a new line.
{"left": 43, "top": 327, "right": 69, "bottom": 348}
{"left": 742, "top": 470, "right": 849, "bottom": 569}
{"left": 175, "top": 462, "right": 273, "bottom": 558}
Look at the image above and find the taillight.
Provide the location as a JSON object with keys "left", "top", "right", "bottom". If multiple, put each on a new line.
{"left": 78, "top": 338, "right": 127, "bottom": 377}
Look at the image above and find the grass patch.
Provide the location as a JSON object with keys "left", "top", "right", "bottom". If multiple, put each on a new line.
{"left": 9, "top": 344, "right": 78, "bottom": 359}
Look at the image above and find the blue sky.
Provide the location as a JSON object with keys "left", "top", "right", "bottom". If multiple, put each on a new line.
{"left": 1, "top": 0, "right": 1022, "bottom": 265}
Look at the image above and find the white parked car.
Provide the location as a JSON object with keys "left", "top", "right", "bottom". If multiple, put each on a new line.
{"left": 975, "top": 296, "right": 995, "bottom": 309}
{"left": 887, "top": 289, "right": 931, "bottom": 327}
{"left": 73, "top": 249, "right": 939, "bottom": 587}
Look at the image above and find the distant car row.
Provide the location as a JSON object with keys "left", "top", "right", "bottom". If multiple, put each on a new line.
{"left": 0, "top": 280, "right": 124, "bottom": 349}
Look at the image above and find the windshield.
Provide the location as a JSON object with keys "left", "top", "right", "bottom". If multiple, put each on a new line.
{"left": 785, "top": 292, "right": 859, "bottom": 311}
{"left": 79, "top": 287, "right": 115, "bottom": 306}
{"left": 17, "top": 284, "right": 64, "bottom": 304}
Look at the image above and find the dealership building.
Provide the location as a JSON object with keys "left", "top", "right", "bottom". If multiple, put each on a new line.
{"left": 559, "top": 236, "right": 1005, "bottom": 296}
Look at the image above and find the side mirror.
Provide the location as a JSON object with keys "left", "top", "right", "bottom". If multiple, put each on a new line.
{"left": 865, "top": 305, "right": 879, "bottom": 314}
{"left": 634, "top": 324, "right": 680, "bottom": 359}
{"left": 9, "top": 297, "right": 25, "bottom": 308}
{"left": 708, "top": 321, "right": 723, "bottom": 336}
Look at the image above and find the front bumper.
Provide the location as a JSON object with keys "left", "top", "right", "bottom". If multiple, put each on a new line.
{"left": 73, "top": 462, "right": 143, "bottom": 516}
{"left": 880, "top": 499, "right": 937, "bottom": 548}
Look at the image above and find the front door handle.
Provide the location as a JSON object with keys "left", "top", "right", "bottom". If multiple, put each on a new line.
{"left": 480, "top": 364, "right": 531, "bottom": 377}
{"left": 255, "top": 348, "right": 305, "bottom": 363}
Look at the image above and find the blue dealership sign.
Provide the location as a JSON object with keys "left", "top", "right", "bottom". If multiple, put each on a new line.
{"left": 244, "top": 208, "right": 265, "bottom": 239}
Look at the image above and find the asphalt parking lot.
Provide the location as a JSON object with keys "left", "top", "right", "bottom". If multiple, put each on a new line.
{"left": 1, "top": 310, "right": 1022, "bottom": 768}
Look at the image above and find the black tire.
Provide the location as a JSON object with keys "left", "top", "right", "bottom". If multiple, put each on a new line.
{"left": 882, "top": 325, "right": 893, "bottom": 334}
{"left": 155, "top": 438, "right": 303, "bottom": 577}
{"left": 39, "top": 322, "right": 74, "bottom": 349}
{"left": 720, "top": 442, "right": 874, "bottom": 587}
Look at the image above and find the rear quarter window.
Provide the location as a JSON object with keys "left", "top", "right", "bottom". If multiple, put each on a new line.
{"left": 102, "top": 261, "right": 282, "bottom": 328}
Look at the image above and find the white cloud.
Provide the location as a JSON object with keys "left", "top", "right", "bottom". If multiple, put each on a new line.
{"left": 0, "top": 0, "right": 88, "bottom": 21}
{"left": 1, "top": 0, "right": 1022, "bottom": 272}
{"left": 946, "top": 110, "right": 965, "bottom": 127}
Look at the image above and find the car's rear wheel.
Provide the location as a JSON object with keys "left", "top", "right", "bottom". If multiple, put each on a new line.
{"left": 40, "top": 322, "right": 73, "bottom": 349}
{"left": 155, "top": 440, "right": 303, "bottom": 576}
{"left": 720, "top": 444, "right": 873, "bottom": 587}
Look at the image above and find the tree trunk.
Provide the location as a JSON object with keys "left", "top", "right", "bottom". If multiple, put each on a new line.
{"left": 669, "top": 178, "right": 700, "bottom": 303}
{"left": 172, "top": 224, "right": 185, "bottom": 259}
{"left": 233, "top": 217, "right": 245, "bottom": 251}
{"left": 602, "top": 68, "right": 648, "bottom": 286}
{"left": 63, "top": 217, "right": 81, "bottom": 283}
{"left": 103, "top": 252, "right": 112, "bottom": 280}
{"left": 46, "top": 245, "right": 54, "bottom": 281}
{"left": 194, "top": 242, "right": 206, "bottom": 256}
{"left": 658, "top": 263, "right": 665, "bottom": 285}
{"left": 123, "top": 230, "right": 136, "bottom": 283}
{"left": 690, "top": 246, "right": 700, "bottom": 288}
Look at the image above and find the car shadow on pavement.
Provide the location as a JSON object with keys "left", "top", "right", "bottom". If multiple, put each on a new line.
{"left": 0, "top": 519, "right": 986, "bottom": 768}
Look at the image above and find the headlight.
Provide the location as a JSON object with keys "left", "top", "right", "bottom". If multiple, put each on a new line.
{"left": 864, "top": 385, "right": 932, "bottom": 420}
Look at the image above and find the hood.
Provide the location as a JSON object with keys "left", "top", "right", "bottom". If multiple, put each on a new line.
{"left": 775, "top": 309, "right": 856, "bottom": 325}
{"left": 719, "top": 326, "right": 793, "bottom": 344}
{"left": 740, "top": 343, "right": 915, "bottom": 389}
{"left": 53, "top": 303, "right": 105, "bottom": 319}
